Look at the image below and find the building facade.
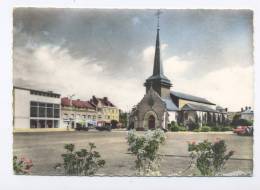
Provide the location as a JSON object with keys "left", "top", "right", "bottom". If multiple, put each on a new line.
{"left": 240, "top": 106, "right": 254, "bottom": 121}
{"left": 61, "top": 96, "right": 119, "bottom": 128}
{"left": 89, "top": 96, "right": 120, "bottom": 123}
{"left": 61, "top": 97, "right": 97, "bottom": 128}
{"left": 13, "top": 86, "right": 61, "bottom": 131}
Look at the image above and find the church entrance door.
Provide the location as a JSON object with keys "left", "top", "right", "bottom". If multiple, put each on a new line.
{"left": 148, "top": 115, "right": 155, "bottom": 129}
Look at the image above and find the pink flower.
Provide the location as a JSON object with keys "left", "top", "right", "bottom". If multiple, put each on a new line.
{"left": 20, "top": 156, "right": 26, "bottom": 162}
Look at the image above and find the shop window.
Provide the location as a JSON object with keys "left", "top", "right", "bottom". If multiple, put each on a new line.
{"left": 54, "top": 120, "right": 59, "bottom": 128}
{"left": 39, "top": 120, "right": 46, "bottom": 128}
{"left": 39, "top": 107, "right": 46, "bottom": 117}
{"left": 30, "top": 106, "right": 37, "bottom": 117}
{"left": 47, "top": 120, "right": 53, "bottom": 128}
{"left": 54, "top": 109, "right": 60, "bottom": 118}
{"left": 30, "top": 120, "right": 37, "bottom": 128}
{"left": 47, "top": 107, "right": 53, "bottom": 117}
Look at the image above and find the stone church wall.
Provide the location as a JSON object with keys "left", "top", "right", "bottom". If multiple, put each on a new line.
{"left": 136, "top": 89, "right": 168, "bottom": 129}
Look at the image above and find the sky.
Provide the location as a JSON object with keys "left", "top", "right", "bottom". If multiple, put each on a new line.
{"left": 13, "top": 8, "right": 254, "bottom": 111}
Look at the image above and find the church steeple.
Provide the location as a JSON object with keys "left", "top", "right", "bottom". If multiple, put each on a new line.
{"left": 153, "top": 10, "right": 164, "bottom": 77}
{"left": 153, "top": 28, "right": 164, "bottom": 76}
{"left": 144, "top": 10, "right": 172, "bottom": 98}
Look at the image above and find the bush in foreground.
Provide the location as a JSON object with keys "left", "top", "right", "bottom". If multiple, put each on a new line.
{"left": 188, "top": 139, "right": 234, "bottom": 176}
{"left": 13, "top": 155, "right": 33, "bottom": 175}
{"left": 127, "top": 129, "right": 166, "bottom": 176}
{"left": 55, "top": 143, "right": 105, "bottom": 176}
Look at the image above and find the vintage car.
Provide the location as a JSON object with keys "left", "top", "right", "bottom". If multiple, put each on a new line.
{"left": 75, "top": 122, "right": 89, "bottom": 131}
{"left": 233, "top": 126, "right": 253, "bottom": 136}
{"left": 95, "top": 121, "right": 112, "bottom": 131}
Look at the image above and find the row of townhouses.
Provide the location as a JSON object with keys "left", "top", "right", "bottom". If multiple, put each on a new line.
{"left": 13, "top": 86, "right": 119, "bottom": 131}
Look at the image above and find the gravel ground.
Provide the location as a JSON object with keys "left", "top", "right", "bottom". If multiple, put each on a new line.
{"left": 13, "top": 130, "right": 253, "bottom": 176}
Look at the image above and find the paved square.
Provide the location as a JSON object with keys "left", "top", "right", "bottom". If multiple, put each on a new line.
{"left": 13, "top": 131, "right": 253, "bottom": 176}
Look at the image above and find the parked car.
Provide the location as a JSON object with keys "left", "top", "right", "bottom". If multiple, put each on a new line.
{"left": 95, "top": 121, "right": 111, "bottom": 131}
{"left": 95, "top": 124, "right": 111, "bottom": 131}
{"left": 75, "top": 123, "right": 89, "bottom": 131}
{"left": 233, "top": 126, "right": 253, "bottom": 136}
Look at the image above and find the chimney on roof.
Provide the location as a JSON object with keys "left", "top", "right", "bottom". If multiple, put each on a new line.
{"left": 245, "top": 106, "right": 248, "bottom": 110}
{"left": 103, "top": 97, "right": 108, "bottom": 102}
{"left": 249, "top": 106, "right": 251, "bottom": 110}
{"left": 241, "top": 108, "right": 244, "bottom": 112}
{"left": 225, "top": 108, "right": 228, "bottom": 112}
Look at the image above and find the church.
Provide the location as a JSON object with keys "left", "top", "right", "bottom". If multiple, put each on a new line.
{"left": 129, "top": 13, "right": 228, "bottom": 131}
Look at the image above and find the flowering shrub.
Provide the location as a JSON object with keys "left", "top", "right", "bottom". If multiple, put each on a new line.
{"left": 13, "top": 156, "right": 33, "bottom": 175}
{"left": 127, "top": 129, "right": 166, "bottom": 176}
{"left": 188, "top": 139, "right": 234, "bottom": 176}
{"left": 55, "top": 143, "right": 105, "bottom": 176}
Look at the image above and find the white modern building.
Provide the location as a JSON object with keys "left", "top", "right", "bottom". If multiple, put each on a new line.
{"left": 13, "top": 86, "right": 62, "bottom": 131}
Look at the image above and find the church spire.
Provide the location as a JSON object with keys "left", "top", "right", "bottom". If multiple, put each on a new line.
{"left": 144, "top": 10, "right": 172, "bottom": 98}
{"left": 150, "top": 10, "right": 169, "bottom": 81}
{"left": 153, "top": 23, "right": 163, "bottom": 76}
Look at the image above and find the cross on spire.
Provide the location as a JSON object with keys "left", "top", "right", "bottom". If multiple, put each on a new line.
{"left": 156, "top": 9, "right": 162, "bottom": 29}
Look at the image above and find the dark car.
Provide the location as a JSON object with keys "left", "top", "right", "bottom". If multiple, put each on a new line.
{"left": 95, "top": 123, "right": 111, "bottom": 131}
{"left": 75, "top": 123, "right": 89, "bottom": 131}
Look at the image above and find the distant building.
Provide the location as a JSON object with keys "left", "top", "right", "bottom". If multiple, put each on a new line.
{"left": 13, "top": 86, "right": 61, "bottom": 131}
{"left": 240, "top": 106, "right": 254, "bottom": 121}
{"left": 89, "top": 96, "right": 119, "bottom": 123}
{"left": 61, "top": 97, "right": 96, "bottom": 128}
{"left": 227, "top": 111, "right": 239, "bottom": 122}
{"left": 130, "top": 15, "right": 227, "bottom": 130}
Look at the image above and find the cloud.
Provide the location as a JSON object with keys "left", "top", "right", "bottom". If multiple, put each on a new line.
{"left": 132, "top": 17, "right": 140, "bottom": 25}
{"left": 164, "top": 56, "right": 194, "bottom": 78}
{"left": 14, "top": 40, "right": 253, "bottom": 112}
{"left": 13, "top": 43, "right": 145, "bottom": 111}
{"left": 168, "top": 64, "right": 254, "bottom": 111}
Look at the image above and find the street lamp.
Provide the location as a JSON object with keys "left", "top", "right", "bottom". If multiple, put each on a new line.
{"left": 68, "top": 94, "right": 75, "bottom": 129}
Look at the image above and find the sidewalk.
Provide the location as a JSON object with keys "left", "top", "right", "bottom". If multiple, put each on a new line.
{"left": 13, "top": 128, "right": 75, "bottom": 133}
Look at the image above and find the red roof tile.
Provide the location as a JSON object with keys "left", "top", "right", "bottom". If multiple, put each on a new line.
{"left": 61, "top": 97, "right": 95, "bottom": 109}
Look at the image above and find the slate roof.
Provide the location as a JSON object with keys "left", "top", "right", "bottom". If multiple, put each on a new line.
{"left": 171, "top": 91, "right": 215, "bottom": 105}
{"left": 181, "top": 103, "right": 218, "bottom": 113}
{"left": 89, "top": 96, "right": 115, "bottom": 107}
{"left": 161, "top": 98, "right": 179, "bottom": 111}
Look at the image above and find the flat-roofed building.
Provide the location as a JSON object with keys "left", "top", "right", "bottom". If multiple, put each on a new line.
{"left": 13, "top": 86, "right": 61, "bottom": 131}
